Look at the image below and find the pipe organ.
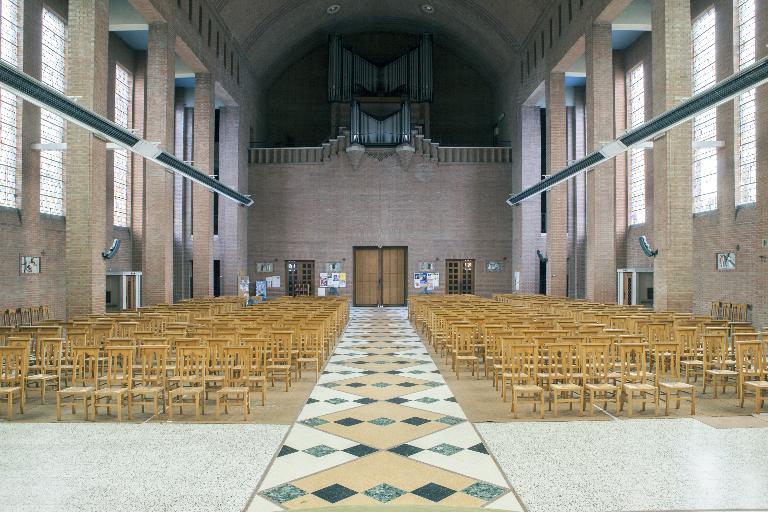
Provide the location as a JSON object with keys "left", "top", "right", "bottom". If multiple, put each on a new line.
{"left": 329, "top": 33, "right": 432, "bottom": 145}
{"left": 328, "top": 33, "right": 433, "bottom": 102}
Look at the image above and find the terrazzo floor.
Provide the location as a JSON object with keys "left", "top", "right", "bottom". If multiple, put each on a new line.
{"left": 247, "top": 307, "right": 524, "bottom": 511}
{"left": 0, "top": 422, "right": 288, "bottom": 512}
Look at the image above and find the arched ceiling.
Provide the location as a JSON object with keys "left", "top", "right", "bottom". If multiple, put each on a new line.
{"left": 214, "top": 0, "right": 550, "bottom": 86}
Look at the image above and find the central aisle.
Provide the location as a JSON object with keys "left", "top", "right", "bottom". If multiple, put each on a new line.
{"left": 248, "top": 308, "right": 523, "bottom": 511}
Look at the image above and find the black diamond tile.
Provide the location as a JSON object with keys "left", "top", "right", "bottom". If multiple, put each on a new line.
{"left": 388, "top": 443, "right": 424, "bottom": 456}
{"left": 343, "top": 444, "right": 378, "bottom": 457}
{"left": 335, "top": 417, "right": 364, "bottom": 426}
{"left": 346, "top": 382, "right": 366, "bottom": 388}
{"left": 445, "top": 397, "right": 458, "bottom": 402}
{"left": 385, "top": 370, "right": 402, "bottom": 375}
{"left": 361, "top": 370, "right": 378, "bottom": 375}
{"left": 277, "top": 445, "right": 298, "bottom": 457}
{"left": 312, "top": 484, "right": 357, "bottom": 504}
{"left": 387, "top": 397, "right": 409, "bottom": 404}
{"left": 306, "top": 398, "right": 319, "bottom": 404}
{"left": 468, "top": 443, "right": 489, "bottom": 454}
{"left": 401, "top": 416, "right": 431, "bottom": 426}
{"left": 397, "top": 382, "right": 417, "bottom": 387}
{"left": 354, "top": 397, "right": 377, "bottom": 404}
{"left": 411, "top": 483, "right": 456, "bottom": 502}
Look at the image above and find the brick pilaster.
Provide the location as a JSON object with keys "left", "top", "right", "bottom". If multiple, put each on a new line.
{"left": 546, "top": 72, "right": 568, "bottom": 296}
{"left": 64, "top": 0, "right": 109, "bottom": 316}
{"left": 585, "top": 22, "right": 617, "bottom": 302}
{"left": 131, "top": 51, "right": 146, "bottom": 274}
{"left": 651, "top": 0, "right": 693, "bottom": 312}
{"left": 755, "top": 0, "right": 768, "bottom": 327}
{"left": 192, "top": 73, "right": 214, "bottom": 298}
{"left": 142, "top": 22, "right": 175, "bottom": 305}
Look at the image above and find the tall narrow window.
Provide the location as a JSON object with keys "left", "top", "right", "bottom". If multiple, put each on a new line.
{"left": 692, "top": 7, "right": 717, "bottom": 213}
{"left": 113, "top": 64, "right": 132, "bottom": 227}
{"left": 627, "top": 63, "right": 646, "bottom": 225}
{"left": 736, "top": 0, "right": 756, "bottom": 205}
{"left": 40, "top": 8, "right": 66, "bottom": 216}
{"left": 0, "top": 0, "right": 21, "bottom": 209}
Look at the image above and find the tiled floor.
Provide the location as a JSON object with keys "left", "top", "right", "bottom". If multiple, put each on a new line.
{"left": 250, "top": 308, "right": 523, "bottom": 511}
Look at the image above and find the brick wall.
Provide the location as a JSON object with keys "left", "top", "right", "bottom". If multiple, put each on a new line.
{"left": 247, "top": 155, "right": 514, "bottom": 299}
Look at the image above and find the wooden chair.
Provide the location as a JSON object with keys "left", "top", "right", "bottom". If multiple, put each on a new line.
{"left": 580, "top": 342, "right": 620, "bottom": 416}
{"left": 129, "top": 345, "right": 168, "bottom": 419}
{"left": 496, "top": 335, "right": 525, "bottom": 395}
{"left": 266, "top": 330, "right": 292, "bottom": 392}
{"left": 547, "top": 342, "right": 583, "bottom": 416}
{"left": 241, "top": 338, "right": 268, "bottom": 406}
{"left": 0, "top": 346, "right": 27, "bottom": 419}
{"left": 56, "top": 347, "right": 99, "bottom": 421}
{"left": 654, "top": 342, "right": 695, "bottom": 415}
{"left": 453, "top": 324, "right": 479, "bottom": 379}
{"left": 618, "top": 343, "right": 658, "bottom": 416}
{"left": 25, "top": 338, "right": 62, "bottom": 404}
{"left": 215, "top": 346, "right": 251, "bottom": 420}
{"left": 296, "top": 326, "right": 322, "bottom": 381}
{"left": 735, "top": 341, "right": 768, "bottom": 414}
{"left": 93, "top": 346, "right": 133, "bottom": 421}
{"left": 204, "top": 338, "right": 229, "bottom": 399}
{"left": 507, "top": 343, "right": 544, "bottom": 419}
{"left": 168, "top": 346, "right": 207, "bottom": 419}
{"left": 702, "top": 334, "right": 738, "bottom": 398}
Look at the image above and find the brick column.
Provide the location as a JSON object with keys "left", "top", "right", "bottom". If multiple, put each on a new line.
{"left": 64, "top": 0, "right": 109, "bottom": 316}
{"left": 218, "top": 106, "right": 248, "bottom": 296}
{"left": 651, "top": 0, "right": 693, "bottom": 312}
{"left": 569, "top": 88, "right": 587, "bottom": 298}
{"left": 546, "top": 72, "right": 568, "bottom": 296}
{"left": 142, "top": 22, "right": 175, "bottom": 305}
{"left": 585, "top": 22, "right": 617, "bottom": 302}
{"left": 192, "top": 73, "right": 214, "bottom": 298}
{"left": 131, "top": 51, "right": 146, "bottom": 274}
{"left": 755, "top": 0, "right": 768, "bottom": 328}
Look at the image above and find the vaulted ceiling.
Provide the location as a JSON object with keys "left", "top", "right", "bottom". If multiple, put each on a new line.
{"left": 213, "top": 0, "right": 550, "bottom": 85}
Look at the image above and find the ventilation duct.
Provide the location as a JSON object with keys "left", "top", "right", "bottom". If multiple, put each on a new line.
{"left": 507, "top": 54, "right": 768, "bottom": 206}
{"left": 0, "top": 59, "right": 253, "bottom": 207}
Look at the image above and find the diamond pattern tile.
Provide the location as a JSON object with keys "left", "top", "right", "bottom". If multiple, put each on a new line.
{"left": 256, "top": 308, "right": 521, "bottom": 511}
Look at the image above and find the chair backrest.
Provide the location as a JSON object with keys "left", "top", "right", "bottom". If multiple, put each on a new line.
{"left": 579, "top": 342, "right": 613, "bottom": 383}
{"left": 71, "top": 346, "right": 100, "bottom": 387}
{"left": 0, "top": 346, "right": 27, "bottom": 386}
{"left": 653, "top": 342, "right": 682, "bottom": 383}
{"left": 206, "top": 338, "right": 230, "bottom": 370}
{"left": 37, "top": 338, "right": 63, "bottom": 374}
{"left": 673, "top": 327, "right": 699, "bottom": 358}
{"left": 546, "top": 342, "right": 578, "bottom": 381}
{"left": 175, "top": 346, "right": 208, "bottom": 382}
{"left": 508, "top": 344, "right": 538, "bottom": 384}
{"left": 735, "top": 341, "right": 764, "bottom": 379}
{"left": 453, "top": 324, "right": 476, "bottom": 354}
{"left": 138, "top": 345, "right": 169, "bottom": 387}
{"left": 242, "top": 338, "right": 268, "bottom": 373}
{"left": 703, "top": 333, "right": 729, "bottom": 367}
{"left": 104, "top": 347, "right": 133, "bottom": 388}
{"left": 223, "top": 346, "right": 251, "bottom": 386}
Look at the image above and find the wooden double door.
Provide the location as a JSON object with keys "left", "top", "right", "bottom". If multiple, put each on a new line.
{"left": 354, "top": 247, "right": 407, "bottom": 306}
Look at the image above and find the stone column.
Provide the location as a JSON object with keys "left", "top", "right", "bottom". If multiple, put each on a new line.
{"left": 218, "top": 106, "right": 248, "bottom": 296}
{"left": 585, "top": 22, "right": 617, "bottom": 302}
{"left": 192, "top": 73, "right": 214, "bottom": 298}
{"left": 64, "top": 0, "right": 109, "bottom": 316}
{"left": 546, "top": 72, "right": 568, "bottom": 296}
{"left": 142, "top": 22, "right": 176, "bottom": 305}
{"left": 651, "top": 0, "right": 693, "bottom": 312}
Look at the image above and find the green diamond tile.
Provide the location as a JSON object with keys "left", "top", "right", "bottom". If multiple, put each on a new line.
{"left": 428, "top": 443, "right": 464, "bottom": 456}
{"left": 263, "top": 484, "right": 306, "bottom": 504}
{"left": 462, "top": 482, "right": 506, "bottom": 501}
{"left": 368, "top": 417, "right": 396, "bottom": 426}
{"left": 436, "top": 415, "right": 466, "bottom": 425}
{"left": 364, "top": 483, "right": 407, "bottom": 503}
{"left": 371, "top": 382, "right": 391, "bottom": 388}
{"left": 303, "top": 444, "right": 338, "bottom": 457}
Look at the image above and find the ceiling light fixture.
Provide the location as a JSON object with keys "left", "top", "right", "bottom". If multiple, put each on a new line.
{"left": 421, "top": 4, "right": 435, "bottom": 14}
{"left": 327, "top": 4, "right": 340, "bottom": 14}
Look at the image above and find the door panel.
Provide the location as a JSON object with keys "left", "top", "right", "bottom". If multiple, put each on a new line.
{"left": 382, "top": 247, "right": 405, "bottom": 306}
{"left": 354, "top": 248, "right": 379, "bottom": 306}
{"left": 447, "top": 259, "right": 475, "bottom": 294}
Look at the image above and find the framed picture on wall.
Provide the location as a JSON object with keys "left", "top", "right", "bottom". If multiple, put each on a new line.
{"left": 419, "top": 262, "right": 434, "bottom": 272}
{"left": 326, "top": 262, "right": 342, "bottom": 272}
{"left": 20, "top": 256, "right": 41, "bottom": 274}
{"left": 256, "top": 262, "right": 274, "bottom": 273}
{"left": 716, "top": 252, "right": 736, "bottom": 271}
{"left": 486, "top": 260, "right": 503, "bottom": 272}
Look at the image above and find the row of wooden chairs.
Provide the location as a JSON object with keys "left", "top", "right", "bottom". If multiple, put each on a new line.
{"left": 410, "top": 295, "right": 768, "bottom": 417}
{"left": 1, "top": 306, "right": 52, "bottom": 327}
{"left": 710, "top": 301, "right": 750, "bottom": 323}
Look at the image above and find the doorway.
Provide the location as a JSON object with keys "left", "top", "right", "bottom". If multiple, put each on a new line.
{"left": 354, "top": 247, "right": 407, "bottom": 306}
{"left": 287, "top": 260, "right": 314, "bottom": 296}
{"left": 446, "top": 259, "right": 475, "bottom": 294}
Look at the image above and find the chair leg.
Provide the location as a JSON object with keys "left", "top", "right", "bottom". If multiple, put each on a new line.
{"left": 56, "top": 393, "right": 62, "bottom": 421}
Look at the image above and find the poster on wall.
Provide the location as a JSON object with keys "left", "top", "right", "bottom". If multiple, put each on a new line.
{"left": 20, "top": 256, "right": 41, "bottom": 274}
{"left": 413, "top": 272, "right": 439, "bottom": 290}
{"left": 326, "top": 262, "right": 342, "bottom": 272}
{"left": 238, "top": 275, "right": 250, "bottom": 297}
{"left": 255, "top": 281, "right": 267, "bottom": 301}
{"left": 266, "top": 275, "right": 281, "bottom": 288}
{"left": 716, "top": 252, "right": 736, "bottom": 270}
{"left": 256, "top": 262, "right": 274, "bottom": 273}
{"left": 327, "top": 272, "right": 347, "bottom": 288}
{"left": 320, "top": 273, "right": 329, "bottom": 287}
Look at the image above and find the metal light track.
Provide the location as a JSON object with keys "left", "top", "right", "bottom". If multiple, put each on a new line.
{"left": 0, "top": 59, "right": 253, "bottom": 207}
{"left": 507, "top": 54, "right": 768, "bottom": 206}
